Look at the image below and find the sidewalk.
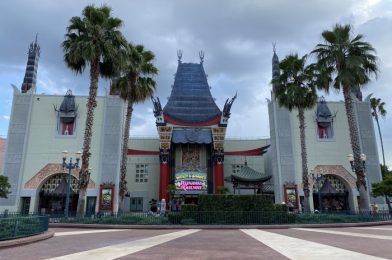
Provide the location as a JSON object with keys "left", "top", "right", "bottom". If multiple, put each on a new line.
{"left": 0, "top": 231, "right": 54, "bottom": 249}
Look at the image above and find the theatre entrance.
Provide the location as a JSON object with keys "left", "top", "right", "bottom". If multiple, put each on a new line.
{"left": 313, "top": 175, "right": 349, "bottom": 212}
{"left": 38, "top": 173, "right": 79, "bottom": 215}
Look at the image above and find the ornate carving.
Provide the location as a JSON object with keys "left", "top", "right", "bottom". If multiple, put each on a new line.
{"left": 213, "top": 150, "right": 224, "bottom": 164}
{"left": 24, "top": 163, "right": 96, "bottom": 189}
{"left": 222, "top": 93, "right": 237, "bottom": 118}
{"left": 313, "top": 165, "right": 356, "bottom": 190}
{"left": 160, "top": 152, "right": 169, "bottom": 164}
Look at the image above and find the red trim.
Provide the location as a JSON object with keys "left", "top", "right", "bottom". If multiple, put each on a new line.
{"left": 214, "top": 162, "right": 224, "bottom": 192}
{"left": 159, "top": 162, "right": 170, "bottom": 202}
{"left": 127, "top": 149, "right": 160, "bottom": 155}
{"left": 164, "top": 114, "right": 221, "bottom": 126}
{"left": 225, "top": 147, "right": 267, "bottom": 156}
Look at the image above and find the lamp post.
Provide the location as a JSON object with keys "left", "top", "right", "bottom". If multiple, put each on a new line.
{"left": 62, "top": 150, "right": 81, "bottom": 218}
{"left": 312, "top": 172, "right": 324, "bottom": 213}
{"left": 347, "top": 153, "right": 366, "bottom": 172}
{"left": 347, "top": 153, "right": 368, "bottom": 207}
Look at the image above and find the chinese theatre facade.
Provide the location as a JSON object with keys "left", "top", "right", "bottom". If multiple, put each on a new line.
{"left": 0, "top": 39, "right": 386, "bottom": 213}
{"left": 151, "top": 52, "right": 238, "bottom": 203}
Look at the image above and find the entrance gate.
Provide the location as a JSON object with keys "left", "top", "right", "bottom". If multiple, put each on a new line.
{"left": 38, "top": 173, "right": 79, "bottom": 214}
{"left": 313, "top": 174, "right": 349, "bottom": 212}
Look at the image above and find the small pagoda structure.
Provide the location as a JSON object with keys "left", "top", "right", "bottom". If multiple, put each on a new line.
{"left": 224, "top": 161, "right": 272, "bottom": 194}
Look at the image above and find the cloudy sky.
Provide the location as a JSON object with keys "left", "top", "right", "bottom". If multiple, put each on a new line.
{"left": 0, "top": 0, "right": 391, "bottom": 165}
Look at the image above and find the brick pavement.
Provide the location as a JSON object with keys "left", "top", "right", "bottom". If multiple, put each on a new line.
{"left": 0, "top": 225, "right": 391, "bottom": 259}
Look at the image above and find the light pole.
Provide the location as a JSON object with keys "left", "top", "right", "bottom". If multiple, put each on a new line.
{"left": 347, "top": 153, "right": 368, "bottom": 209}
{"left": 347, "top": 153, "right": 366, "bottom": 172}
{"left": 62, "top": 150, "right": 81, "bottom": 218}
{"left": 312, "top": 172, "right": 324, "bottom": 213}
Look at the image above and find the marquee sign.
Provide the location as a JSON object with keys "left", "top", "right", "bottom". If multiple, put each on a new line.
{"left": 174, "top": 171, "right": 207, "bottom": 194}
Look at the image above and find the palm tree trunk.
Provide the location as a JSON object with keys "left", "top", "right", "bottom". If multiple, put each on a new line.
{"left": 77, "top": 60, "right": 100, "bottom": 216}
{"left": 374, "top": 114, "right": 386, "bottom": 167}
{"left": 343, "top": 86, "right": 370, "bottom": 210}
{"left": 118, "top": 96, "right": 133, "bottom": 212}
{"left": 298, "top": 108, "right": 311, "bottom": 213}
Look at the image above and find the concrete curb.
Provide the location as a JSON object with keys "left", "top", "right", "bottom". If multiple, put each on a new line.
{"left": 0, "top": 231, "right": 54, "bottom": 249}
{"left": 49, "top": 220, "right": 392, "bottom": 229}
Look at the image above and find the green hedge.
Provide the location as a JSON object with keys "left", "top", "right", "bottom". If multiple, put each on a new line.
{"left": 167, "top": 195, "right": 293, "bottom": 225}
{"left": 197, "top": 194, "right": 276, "bottom": 211}
{"left": 58, "top": 214, "right": 169, "bottom": 225}
{"left": 0, "top": 216, "right": 49, "bottom": 241}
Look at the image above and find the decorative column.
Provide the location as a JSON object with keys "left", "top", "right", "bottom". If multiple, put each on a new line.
{"left": 159, "top": 153, "right": 170, "bottom": 202}
{"left": 213, "top": 151, "right": 224, "bottom": 192}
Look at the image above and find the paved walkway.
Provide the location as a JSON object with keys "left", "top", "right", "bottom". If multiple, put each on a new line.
{"left": 1, "top": 225, "right": 391, "bottom": 259}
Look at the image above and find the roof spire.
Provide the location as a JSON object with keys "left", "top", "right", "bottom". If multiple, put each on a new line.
{"left": 199, "top": 50, "right": 205, "bottom": 64}
{"left": 177, "top": 49, "right": 183, "bottom": 63}
{"left": 21, "top": 34, "right": 40, "bottom": 93}
{"left": 272, "top": 43, "right": 279, "bottom": 76}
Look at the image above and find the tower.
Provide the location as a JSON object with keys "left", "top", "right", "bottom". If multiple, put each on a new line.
{"left": 21, "top": 35, "right": 40, "bottom": 93}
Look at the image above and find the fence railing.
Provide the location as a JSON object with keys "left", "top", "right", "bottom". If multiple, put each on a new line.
{"left": 46, "top": 210, "right": 392, "bottom": 225}
{"left": 0, "top": 215, "right": 49, "bottom": 241}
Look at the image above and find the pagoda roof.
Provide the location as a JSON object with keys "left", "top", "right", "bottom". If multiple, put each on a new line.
{"left": 163, "top": 62, "right": 221, "bottom": 125}
{"left": 225, "top": 164, "right": 272, "bottom": 183}
{"left": 320, "top": 179, "right": 339, "bottom": 194}
{"left": 51, "top": 178, "right": 75, "bottom": 196}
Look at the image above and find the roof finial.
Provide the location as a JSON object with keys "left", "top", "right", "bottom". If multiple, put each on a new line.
{"left": 177, "top": 49, "right": 183, "bottom": 63}
{"left": 272, "top": 42, "right": 276, "bottom": 54}
{"left": 35, "top": 33, "right": 38, "bottom": 45}
{"left": 199, "top": 50, "right": 205, "bottom": 64}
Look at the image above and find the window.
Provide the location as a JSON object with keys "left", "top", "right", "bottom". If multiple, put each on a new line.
{"left": 135, "top": 164, "right": 148, "bottom": 183}
{"left": 58, "top": 116, "right": 75, "bottom": 135}
{"left": 232, "top": 164, "right": 244, "bottom": 174}
{"left": 317, "top": 122, "right": 333, "bottom": 139}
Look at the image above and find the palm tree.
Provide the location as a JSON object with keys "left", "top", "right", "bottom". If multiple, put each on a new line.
{"left": 370, "top": 97, "right": 386, "bottom": 166}
{"left": 112, "top": 44, "right": 158, "bottom": 211}
{"left": 312, "top": 24, "right": 378, "bottom": 210}
{"left": 62, "top": 5, "right": 128, "bottom": 215}
{"left": 272, "top": 54, "right": 318, "bottom": 213}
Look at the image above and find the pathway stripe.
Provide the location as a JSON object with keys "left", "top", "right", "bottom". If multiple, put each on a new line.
{"left": 294, "top": 228, "right": 392, "bottom": 240}
{"left": 241, "top": 229, "right": 388, "bottom": 260}
{"left": 54, "top": 229, "right": 127, "bottom": 237}
{"left": 47, "top": 229, "right": 200, "bottom": 260}
{"left": 353, "top": 227, "right": 392, "bottom": 231}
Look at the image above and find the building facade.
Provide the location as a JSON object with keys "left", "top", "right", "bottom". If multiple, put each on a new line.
{"left": 0, "top": 39, "right": 385, "bottom": 213}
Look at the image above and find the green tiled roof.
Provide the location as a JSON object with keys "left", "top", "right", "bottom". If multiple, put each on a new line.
{"left": 226, "top": 165, "right": 272, "bottom": 183}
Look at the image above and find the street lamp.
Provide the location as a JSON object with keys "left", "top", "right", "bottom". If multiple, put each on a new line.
{"left": 347, "top": 153, "right": 366, "bottom": 172}
{"left": 62, "top": 150, "right": 81, "bottom": 218}
{"left": 311, "top": 172, "right": 324, "bottom": 213}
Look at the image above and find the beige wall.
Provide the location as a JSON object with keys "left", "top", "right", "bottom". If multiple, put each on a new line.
{"left": 224, "top": 139, "right": 270, "bottom": 194}
{"left": 19, "top": 94, "right": 106, "bottom": 211}
{"left": 290, "top": 102, "right": 357, "bottom": 185}
{"left": 125, "top": 138, "right": 160, "bottom": 211}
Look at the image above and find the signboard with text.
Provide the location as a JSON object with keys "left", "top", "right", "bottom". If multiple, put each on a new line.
{"left": 174, "top": 171, "right": 208, "bottom": 194}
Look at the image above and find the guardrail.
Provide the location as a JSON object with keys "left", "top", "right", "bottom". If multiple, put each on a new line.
{"left": 0, "top": 215, "right": 49, "bottom": 241}
{"left": 47, "top": 210, "right": 392, "bottom": 225}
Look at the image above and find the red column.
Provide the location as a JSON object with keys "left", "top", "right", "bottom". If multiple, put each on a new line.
{"left": 159, "top": 161, "right": 170, "bottom": 202}
{"left": 214, "top": 161, "right": 224, "bottom": 192}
